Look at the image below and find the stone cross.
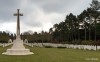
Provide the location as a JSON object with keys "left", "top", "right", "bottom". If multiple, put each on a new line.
{"left": 2, "top": 9, "right": 33, "bottom": 55}
{"left": 14, "top": 9, "right": 23, "bottom": 39}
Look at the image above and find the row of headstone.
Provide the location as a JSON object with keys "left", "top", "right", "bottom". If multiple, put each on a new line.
{"left": 65, "top": 44, "right": 97, "bottom": 50}
{"left": 0, "top": 39, "right": 13, "bottom": 47}
{"left": 23, "top": 39, "right": 100, "bottom": 50}
{"left": 24, "top": 43, "right": 100, "bottom": 50}
{"left": 24, "top": 43, "right": 34, "bottom": 47}
{"left": 24, "top": 39, "right": 34, "bottom": 47}
{"left": 0, "top": 43, "right": 12, "bottom": 47}
{"left": 2, "top": 43, "right": 12, "bottom": 47}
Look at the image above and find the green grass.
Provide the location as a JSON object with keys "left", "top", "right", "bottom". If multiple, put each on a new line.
{"left": 0, "top": 46, "right": 100, "bottom": 62}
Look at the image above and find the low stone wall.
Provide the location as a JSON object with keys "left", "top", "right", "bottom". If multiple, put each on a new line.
{"left": 24, "top": 43, "right": 100, "bottom": 50}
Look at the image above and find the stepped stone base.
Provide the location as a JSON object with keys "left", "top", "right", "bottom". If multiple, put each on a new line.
{"left": 2, "top": 49, "right": 33, "bottom": 55}
{"left": 2, "top": 38, "right": 34, "bottom": 55}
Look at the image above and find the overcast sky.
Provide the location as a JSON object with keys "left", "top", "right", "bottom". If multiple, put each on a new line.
{"left": 0, "top": 0, "right": 95, "bottom": 33}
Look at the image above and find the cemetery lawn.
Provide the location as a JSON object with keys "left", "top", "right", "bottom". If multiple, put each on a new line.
{"left": 0, "top": 46, "right": 100, "bottom": 62}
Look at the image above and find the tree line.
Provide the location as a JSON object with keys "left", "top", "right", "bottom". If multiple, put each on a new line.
{"left": 0, "top": 31, "right": 15, "bottom": 43}
{"left": 49, "top": 0, "right": 100, "bottom": 45}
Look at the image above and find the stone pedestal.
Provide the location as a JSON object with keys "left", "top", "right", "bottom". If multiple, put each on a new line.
{"left": 2, "top": 49, "right": 33, "bottom": 55}
{"left": 2, "top": 38, "right": 34, "bottom": 55}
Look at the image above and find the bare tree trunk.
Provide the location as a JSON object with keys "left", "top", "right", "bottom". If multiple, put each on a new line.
{"left": 94, "top": 19, "right": 97, "bottom": 50}
{"left": 74, "top": 28, "right": 77, "bottom": 44}
{"left": 85, "top": 26, "right": 87, "bottom": 42}
{"left": 89, "top": 24, "right": 91, "bottom": 41}
{"left": 78, "top": 28, "right": 80, "bottom": 42}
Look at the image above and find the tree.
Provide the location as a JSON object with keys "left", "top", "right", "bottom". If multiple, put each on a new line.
{"left": 49, "top": 28, "right": 53, "bottom": 42}
{"left": 90, "top": 0, "right": 100, "bottom": 49}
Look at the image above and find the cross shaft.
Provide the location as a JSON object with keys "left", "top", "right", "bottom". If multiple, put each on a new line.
{"left": 14, "top": 9, "right": 23, "bottom": 38}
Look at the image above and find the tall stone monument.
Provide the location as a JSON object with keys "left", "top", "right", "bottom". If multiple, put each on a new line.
{"left": 2, "top": 9, "right": 33, "bottom": 55}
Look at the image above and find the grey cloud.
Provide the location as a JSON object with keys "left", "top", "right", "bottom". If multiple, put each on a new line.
{"left": 0, "top": 0, "right": 22, "bottom": 22}
{"left": 30, "top": 0, "right": 92, "bottom": 13}
{"left": 30, "top": 0, "right": 69, "bottom": 13}
{"left": 0, "top": 0, "right": 95, "bottom": 33}
{"left": 0, "top": 0, "right": 92, "bottom": 23}
{"left": 21, "top": 11, "right": 42, "bottom": 27}
{"left": 22, "top": 21, "right": 42, "bottom": 27}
